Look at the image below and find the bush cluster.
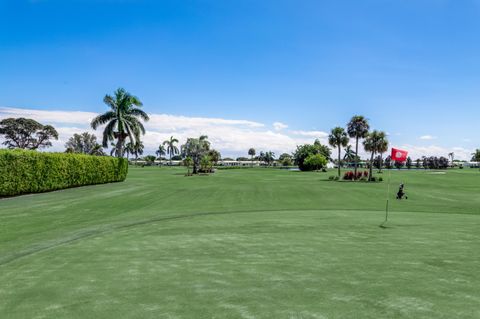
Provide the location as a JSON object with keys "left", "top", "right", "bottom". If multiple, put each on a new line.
{"left": 343, "top": 170, "right": 369, "bottom": 180}
{"left": 0, "top": 149, "right": 128, "bottom": 196}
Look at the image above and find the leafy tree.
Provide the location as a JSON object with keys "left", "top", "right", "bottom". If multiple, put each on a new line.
{"left": 181, "top": 135, "right": 210, "bottom": 174}
{"left": 294, "top": 141, "right": 331, "bottom": 171}
{"left": 171, "top": 155, "right": 183, "bottom": 161}
{"left": 328, "top": 127, "right": 349, "bottom": 177}
{"left": 394, "top": 160, "right": 404, "bottom": 169}
{"left": 422, "top": 156, "right": 428, "bottom": 170}
{"left": 156, "top": 144, "right": 166, "bottom": 159}
{"left": 65, "top": 132, "right": 104, "bottom": 155}
{"left": 279, "top": 153, "right": 293, "bottom": 166}
{"left": 347, "top": 115, "right": 370, "bottom": 179}
{"left": 0, "top": 118, "right": 58, "bottom": 150}
{"left": 406, "top": 157, "right": 412, "bottom": 169}
{"left": 163, "top": 136, "right": 179, "bottom": 165}
{"left": 385, "top": 155, "right": 393, "bottom": 169}
{"left": 415, "top": 158, "right": 421, "bottom": 168}
{"left": 207, "top": 149, "right": 221, "bottom": 165}
{"left": 303, "top": 154, "right": 327, "bottom": 171}
{"left": 471, "top": 149, "right": 480, "bottom": 162}
{"left": 373, "top": 155, "right": 383, "bottom": 170}
{"left": 259, "top": 151, "right": 275, "bottom": 166}
{"left": 144, "top": 155, "right": 156, "bottom": 166}
{"left": 438, "top": 156, "right": 449, "bottom": 169}
{"left": 91, "top": 88, "right": 149, "bottom": 158}
{"left": 363, "top": 130, "right": 388, "bottom": 181}
{"left": 236, "top": 157, "right": 249, "bottom": 161}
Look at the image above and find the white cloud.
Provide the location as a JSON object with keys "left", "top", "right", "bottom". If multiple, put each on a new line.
{"left": 0, "top": 107, "right": 320, "bottom": 157}
{"left": 419, "top": 135, "right": 436, "bottom": 140}
{"left": 273, "top": 122, "right": 288, "bottom": 131}
{"left": 291, "top": 130, "right": 329, "bottom": 138}
{"left": 397, "top": 144, "right": 472, "bottom": 161}
{"left": 0, "top": 107, "right": 474, "bottom": 160}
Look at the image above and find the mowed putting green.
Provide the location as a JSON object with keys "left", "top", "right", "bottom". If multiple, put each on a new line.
{"left": 1, "top": 168, "right": 479, "bottom": 318}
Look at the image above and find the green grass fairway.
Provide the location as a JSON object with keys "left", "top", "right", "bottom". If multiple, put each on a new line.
{"left": 1, "top": 168, "right": 479, "bottom": 318}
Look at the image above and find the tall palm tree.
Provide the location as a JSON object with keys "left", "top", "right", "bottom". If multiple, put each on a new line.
{"left": 363, "top": 130, "right": 388, "bottom": 181}
{"left": 248, "top": 148, "right": 256, "bottom": 167}
{"left": 163, "top": 136, "right": 179, "bottom": 165}
{"left": 377, "top": 138, "right": 389, "bottom": 172}
{"left": 91, "top": 88, "right": 149, "bottom": 158}
{"left": 328, "top": 127, "right": 349, "bottom": 177}
{"left": 156, "top": 144, "right": 166, "bottom": 160}
{"left": 347, "top": 115, "right": 370, "bottom": 180}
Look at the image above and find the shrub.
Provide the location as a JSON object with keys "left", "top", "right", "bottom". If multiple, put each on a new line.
{"left": 303, "top": 154, "right": 327, "bottom": 171}
{"left": 328, "top": 175, "right": 335, "bottom": 180}
{"left": 334, "top": 176, "right": 339, "bottom": 181}
{"left": 293, "top": 142, "right": 331, "bottom": 171}
{"left": 379, "top": 177, "right": 383, "bottom": 182}
{"left": 343, "top": 171, "right": 354, "bottom": 180}
{"left": 0, "top": 149, "right": 128, "bottom": 197}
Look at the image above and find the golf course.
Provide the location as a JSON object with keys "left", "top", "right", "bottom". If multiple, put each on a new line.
{"left": 1, "top": 167, "right": 479, "bottom": 319}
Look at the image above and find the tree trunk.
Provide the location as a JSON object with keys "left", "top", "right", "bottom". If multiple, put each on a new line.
{"left": 116, "top": 136, "right": 124, "bottom": 158}
{"left": 337, "top": 145, "right": 341, "bottom": 177}
{"left": 170, "top": 153, "right": 172, "bottom": 166}
{"left": 379, "top": 153, "right": 383, "bottom": 173}
{"left": 369, "top": 151, "right": 375, "bottom": 181}
{"left": 354, "top": 138, "right": 359, "bottom": 180}
{"left": 192, "top": 162, "right": 198, "bottom": 174}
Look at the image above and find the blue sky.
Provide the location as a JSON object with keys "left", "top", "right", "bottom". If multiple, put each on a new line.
{"left": 0, "top": 0, "right": 479, "bottom": 159}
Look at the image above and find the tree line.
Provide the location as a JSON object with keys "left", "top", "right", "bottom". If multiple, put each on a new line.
{"left": 2, "top": 88, "right": 479, "bottom": 177}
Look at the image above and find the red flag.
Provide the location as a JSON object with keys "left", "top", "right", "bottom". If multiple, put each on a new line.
{"left": 391, "top": 148, "right": 408, "bottom": 162}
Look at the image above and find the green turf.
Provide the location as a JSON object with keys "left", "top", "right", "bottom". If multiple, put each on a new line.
{"left": 1, "top": 167, "right": 479, "bottom": 318}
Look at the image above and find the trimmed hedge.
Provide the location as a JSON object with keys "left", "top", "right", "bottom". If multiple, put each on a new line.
{"left": 0, "top": 149, "right": 128, "bottom": 197}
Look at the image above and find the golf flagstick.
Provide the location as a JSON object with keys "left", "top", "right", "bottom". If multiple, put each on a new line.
{"left": 382, "top": 168, "right": 392, "bottom": 227}
{"left": 381, "top": 148, "right": 408, "bottom": 227}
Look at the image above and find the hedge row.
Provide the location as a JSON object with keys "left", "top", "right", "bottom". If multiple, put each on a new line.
{"left": 0, "top": 149, "right": 128, "bottom": 197}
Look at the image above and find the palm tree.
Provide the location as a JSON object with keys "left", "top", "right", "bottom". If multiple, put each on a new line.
{"left": 163, "top": 136, "right": 179, "bottom": 165}
{"left": 343, "top": 145, "right": 356, "bottom": 166}
{"left": 181, "top": 135, "right": 210, "bottom": 174}
{"left": 363, "top": 130, "right": 388, "bottom": 181}
{"left": 124, "top": 142, "right": 135, "bottom": 160}
{"left": 448, "top": 152, "right": 454, "bottom": 167}
{"left": 248, "top": 148, "right": 256, "bottom": 166}
{"left": 328, "top": 127, "right": 349, "bottom": 177}
{"left": 109, "top": 142, "right": 117, "bottom": 156}
{"left": 91, "top": 88, "right": 149, "bottom": 158}
{"left": 156, "top": 144, "right": 166, "bottom": 160}
{"left": 347, "top": 115, "right": 370, "bottom": 180}
{"left": 377, "top": 138, "right": 389, "bottom": 172}
{"left": 183, "top": 156, "right": 193, "bottom": 175}
{"left": 132, "top": 141, "right": 144, "bottom": 160}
